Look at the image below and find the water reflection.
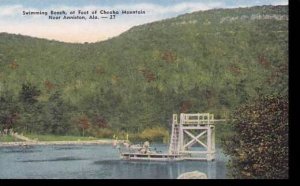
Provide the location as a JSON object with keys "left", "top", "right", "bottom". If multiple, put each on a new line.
{"left": 1, "top": 146, "right": 41, "bottom": 153}
{"left": 19, "top": 156, "right": 87, "bottom": 162}
{"left": 93, "top": 159, "right": 226, "bottom": 179}
{"left": 0, "top": 144, "right": 228, "bottom": 179}
{"left": 53, "top": 145, "right": 84, "bottom": 150}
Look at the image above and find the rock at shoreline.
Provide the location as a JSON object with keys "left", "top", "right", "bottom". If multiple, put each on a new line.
{"left": 177, "top": 171, "right": 208, "bottom": 179}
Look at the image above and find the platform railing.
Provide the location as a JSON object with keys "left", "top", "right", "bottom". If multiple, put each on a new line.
{"left": 180, "top": 113, "right": 215, "bottom": 125}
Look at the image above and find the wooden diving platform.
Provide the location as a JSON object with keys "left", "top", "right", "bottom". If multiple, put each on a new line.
{"left": 117, "top": 113, "right": 225, "bottom": 161}
{"left": 120, "top": 153, "right": 185, "bottom": 161}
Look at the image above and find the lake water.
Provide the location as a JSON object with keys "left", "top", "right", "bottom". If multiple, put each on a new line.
{"left": 0, "top": 144, "right": 229, "bottom": 179}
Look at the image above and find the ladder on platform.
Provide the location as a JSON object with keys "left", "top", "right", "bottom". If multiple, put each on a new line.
{"left": 168, "top": 114, "right": 180, "bottom": 155}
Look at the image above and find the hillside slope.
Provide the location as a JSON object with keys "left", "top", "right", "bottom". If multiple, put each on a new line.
{"left": 0, "top": 5, "right": 288, "bottom": 134}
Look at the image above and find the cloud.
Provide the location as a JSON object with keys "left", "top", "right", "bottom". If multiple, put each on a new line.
{"left": 271, "top": 0, "right": 288, "bottom": 5}
{"left": 1, "top": 2, "right": 225, "bottom": 42}
{"left": 226, "top": 0, "right": 288, "bottom": 8}
{"left": 0, "top": 2, "right": 226, "bottom": 22}
{"left": 0, "top": 1, "right": 288, "bottom": 43}
{"left": 111, "top": 2, "right": 225, "bottom": 14}
{"left": 0, "top": 4, "right": 23, "bottom": 16}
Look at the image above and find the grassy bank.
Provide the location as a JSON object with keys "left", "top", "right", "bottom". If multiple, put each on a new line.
{"left": 117, "top": 127, "right": 170, "bottom": 144}
{"left": 3, "top": 124, "right": 233, "bottom": 144}
{"left": 124, "top": 125, "right": 233, "bottom": 145}
{"left": 0, "top": 135, "right": 22, "bottom": 142}
{"left": 25, "top": 134, "right": 107, "bottom": 141}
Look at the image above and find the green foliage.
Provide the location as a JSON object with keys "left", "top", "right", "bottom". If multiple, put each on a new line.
{"left": 0, "top": 135, "right": 21, "bottom": 142}
{"left": 0, "top": 89, "right": 20, "bottom": 130}
{"left": 19, "top": 83, "right": 41, "bottom": 104}
{"left": 221, "top": 95, "right": 288, "bottom": 179}
{"left": 0, "top": 5, "right": 288, "bottom": 143}
{"left": 17, "top": 83, "right": 43, "bottom": 133}
{"left": 91, "top": 128, "right": 114, "bottom": 139}
{"left": 133, "top": 126, "right": 170, "bottom": 143}
{"left": 215, "top": 123, "right": 234, "bottom": 145}
{"left": 41, "top": 91, "right": 72, "bottom": 134}
{"left": 76, "top": 114, "right": 90, "bottom": 136}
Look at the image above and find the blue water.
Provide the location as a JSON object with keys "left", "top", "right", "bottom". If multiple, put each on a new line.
{"left": 0, "top": 144, "right": 229, "bottom": 179}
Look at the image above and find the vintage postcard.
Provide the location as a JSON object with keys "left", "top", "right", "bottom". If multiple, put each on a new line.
{"left": 0, "top": 0, "right": 288, "bottom": 179}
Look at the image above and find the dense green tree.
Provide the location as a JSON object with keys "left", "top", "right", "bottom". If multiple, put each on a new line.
{"left": 19, "top": 83, "right": 41, "bottom": 104}
{"left": 18, "top": 83, "right": 43, "bottom": 133}
{"left": 42, "top": 91, "right": 71, "bottom": 134}
{"left": 0, "top": 5, "right": 288, "bottom": 140}
{"left": 0, "top": 89, "right": 20, "bottom": 130}
{"left": 77, "top": 114, "right": 90, "bottom": 136}
{"left": 221, "top": 95, "right": 288, "bottom": 179}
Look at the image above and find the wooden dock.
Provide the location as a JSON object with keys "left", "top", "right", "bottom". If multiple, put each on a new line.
{"left": 120, "top": 153, "right": 184, "bottom": 161}
{"left": 119, "top": 113, "right": 225, "bottom": 161}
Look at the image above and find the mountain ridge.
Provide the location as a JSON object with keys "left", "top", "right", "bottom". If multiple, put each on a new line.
{"left": 0, "top": 5, "right": 288, "bottom": 135}
{"left": 0, "top": 5, "right": 287, "bottom": 44}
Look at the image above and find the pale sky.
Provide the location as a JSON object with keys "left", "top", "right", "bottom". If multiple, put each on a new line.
{"left": 0, "top": 0, "right": 288, "bottom": 43}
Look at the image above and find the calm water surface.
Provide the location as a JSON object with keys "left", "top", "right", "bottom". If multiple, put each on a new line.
{"left": 0, "top": 144, "right": 229, "bottom": 179}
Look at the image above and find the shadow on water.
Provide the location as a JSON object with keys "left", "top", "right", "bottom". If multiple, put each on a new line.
{"left": 0, "top": 144, "right": 228, "bottom": 178}
{"left": 94, "top": 160, "right": 172, "bottom": 165}
{"left": 0, "top": 144, "right": 84, "bottom": 153}
{"left": 92, "top": 159, "right": 227, "bottom": 179}
{"left": 19, "top": 156, "right": 87, "bottom": 162}
{"left": 0, "top": 146, "right": 42, "bottom": 153}
{"left": 53, "top": 146, "right": 83, "bottom": 150}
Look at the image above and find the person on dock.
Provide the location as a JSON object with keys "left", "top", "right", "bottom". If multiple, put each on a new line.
{"left": 140, "top": 141, "right": 150, "bottom": 154}
{"left": 112, "top": 135, "right": 118, "bottom": 148}
{"left": 123, "top": 142, "right": 130, "bottom": 148}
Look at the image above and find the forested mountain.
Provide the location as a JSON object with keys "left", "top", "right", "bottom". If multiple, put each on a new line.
{"left": 0, "top": 5, "right": 288, "bottom": 138}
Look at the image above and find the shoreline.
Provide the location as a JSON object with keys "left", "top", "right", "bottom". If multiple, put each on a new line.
{"left": 0, "top": 139, "right": 125, "bottom": 147}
